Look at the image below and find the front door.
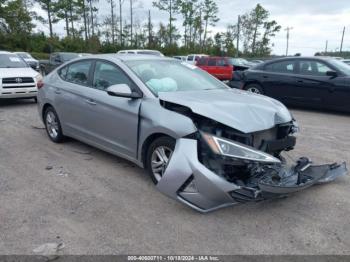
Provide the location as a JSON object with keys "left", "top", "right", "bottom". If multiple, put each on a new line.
{"left": 83, "top": 60, "right": 142, "bottom": 159}
{"left": 294, "top": 60, "right": 335, "bottom": 108}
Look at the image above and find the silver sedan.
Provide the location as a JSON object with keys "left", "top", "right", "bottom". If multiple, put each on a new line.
{"left": 37, "top": 54, "right": 347, "bottom": 212}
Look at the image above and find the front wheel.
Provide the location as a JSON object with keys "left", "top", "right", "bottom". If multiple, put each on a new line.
{"left": 44, "top": 107, "right": 64, "bottom": 143}
{"left": 146, "top": 137, "right": 175, "bottom": 185}
{"left": 245, "top": 84, "right": 263, "bottom": 94}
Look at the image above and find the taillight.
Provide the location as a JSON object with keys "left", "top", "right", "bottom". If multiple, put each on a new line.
{"left": 37, "top": 80, "right": 44, "bottom": 89}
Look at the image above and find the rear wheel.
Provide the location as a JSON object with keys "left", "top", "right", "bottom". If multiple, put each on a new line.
{"left": 245, "top": 84, "right": 263, "bottom": 94}
{"left": 146, "top": 137, "right": 176, "bottom": 185}
{"left": 44, "top": 106, "right": 64, "bottom": 143}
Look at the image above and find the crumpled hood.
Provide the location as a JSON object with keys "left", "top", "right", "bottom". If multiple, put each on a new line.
{"left": 159, "top": 89, "right": 293, "bottom": 133}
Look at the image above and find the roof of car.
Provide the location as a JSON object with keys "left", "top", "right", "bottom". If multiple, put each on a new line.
{"left": 266, "top": 56, "right": 337, "bottom": 63}
{"left": 201, "top": 56, "right": 229, "bottom": 59}
{"left": 0, "top": 51, "right": 13, "bottom": 55}
{"left": 80, "top": 53, "right": 174, "bottom": 62}
{"left": 187, "top": 54, "right": 207, "bottom": 56}
{"left": 118, "top": 49, "right": 160, "bottom": 52}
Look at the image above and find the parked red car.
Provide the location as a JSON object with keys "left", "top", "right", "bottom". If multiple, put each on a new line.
{"left": 196, "top": 56, "right": 233, "bottom": 81}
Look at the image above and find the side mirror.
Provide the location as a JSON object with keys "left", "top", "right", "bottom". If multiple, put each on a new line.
{"left": 326, "top": 71, "right": 338, "bottom": 78}
{"left": 106, "top": 84, "right": 142, "bottom": 99}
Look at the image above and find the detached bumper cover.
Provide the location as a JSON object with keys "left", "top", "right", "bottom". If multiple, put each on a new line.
{"left": 157, "top": 139, "right": 348, "bottom": 212}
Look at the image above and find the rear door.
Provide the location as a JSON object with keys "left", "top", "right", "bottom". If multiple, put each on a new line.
{"left": 261, "top": 60, "right": 298, "bottom": 103}
{"left": 53, "top": 59, "right": 95, "bottom": 139}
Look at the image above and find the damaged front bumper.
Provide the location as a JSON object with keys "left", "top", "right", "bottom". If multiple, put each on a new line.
{"left": 156, "top": 139, "right": 348, "bottom": 213}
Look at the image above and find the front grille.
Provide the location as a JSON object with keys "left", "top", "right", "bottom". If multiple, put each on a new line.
{"left": 2, "top": 77, "right": 34, "bottom": 84}
{"left": 2, "top": 85, "right": 36, "bottom": 89}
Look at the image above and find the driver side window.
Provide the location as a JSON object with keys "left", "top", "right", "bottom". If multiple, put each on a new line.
{"left": 93, "top": 61, "right": 134, "bottom": 91}
{"left": 299, "top": 61, "right": 332, "bottom": 76}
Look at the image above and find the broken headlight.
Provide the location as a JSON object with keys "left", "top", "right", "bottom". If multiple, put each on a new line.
{"left": 202, "top": 133, "right": 281, "bottom": 164}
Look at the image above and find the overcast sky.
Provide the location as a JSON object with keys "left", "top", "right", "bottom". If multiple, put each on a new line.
{"left": 34, "top": 0, "right": 350, "bottom": 55}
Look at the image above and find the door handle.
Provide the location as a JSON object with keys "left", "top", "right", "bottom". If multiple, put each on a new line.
{"left": 54, "top": 89, "right": 61, "bottom": 94}
{"left": 297, "top": 80, "right": 304, "bottom": 83}
{"left": 85, "top": 99, "right": 97, "bottom": 105}
{"left": 262, "top": 75, "right": 269, "bottom": 79}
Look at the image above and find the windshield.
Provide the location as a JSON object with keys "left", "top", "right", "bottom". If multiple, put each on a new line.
{"left": 126, "top": 60, "right": 228, "bottom": 95}
{"left": 0, "top": 54, "right": 28, "bottom": 68}
{"left": 332, "top": 59, "right": 350, "bottom": 75}
{"left": 61, "top": 53, "right": 79, "bottom": 62}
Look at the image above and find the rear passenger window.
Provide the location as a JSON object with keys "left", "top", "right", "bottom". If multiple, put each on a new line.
{"left": 66, "top": 60, "right": 92, "bottom": 86}
{"left": 208, "top": 59, "right": 216, "bottom": 66}
{"left": 93, "top": 61, "right": 134, "bottom": 91}
{"left": 187, "top": 56, "right": 194, "bottom": 61}
{"left": 265, "top": 61, "right": 295, "bottom": 73}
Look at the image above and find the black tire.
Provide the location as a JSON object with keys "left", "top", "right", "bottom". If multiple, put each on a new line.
{"left": 44, "top": 106, "right": 64, "bottom": 143}
{"left": 33, "top": 97, "right": 37, "bottom": 103}
{"left": 146, "top": 136, "right": 176, "bottom": 185}
{"left": 244, "top": 83, "right": 264, "bottom": 95}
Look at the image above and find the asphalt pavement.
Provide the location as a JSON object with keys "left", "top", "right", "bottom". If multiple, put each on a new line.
{"left": 0, "top": 99, "right": 349, "bottom": 255}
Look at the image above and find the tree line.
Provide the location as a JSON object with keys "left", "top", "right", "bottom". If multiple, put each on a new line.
{"left": 0, "top": 0, "right": 281, "bottom": 57}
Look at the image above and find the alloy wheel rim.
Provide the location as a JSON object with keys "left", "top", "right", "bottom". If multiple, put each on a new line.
{"left": 151, "top": 146, "right": 173, "bottom": 182}
{"left": 46, "top": 111, "right": 59, "bottom": 139}
{"left": 248, "top": 87, "right": 261, "bottom": 94}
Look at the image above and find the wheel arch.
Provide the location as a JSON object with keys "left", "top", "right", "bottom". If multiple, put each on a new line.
{"left": 243, "top": 80, "right": 264, "bottom": 93}
{"left": 141, "top": 133, "right": 176, "bottom": 168}
{"left": 42, "top": 103, "right": 54, "bottom": 120}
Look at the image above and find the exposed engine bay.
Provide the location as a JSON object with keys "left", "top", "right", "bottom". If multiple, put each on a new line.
{"left": 159, "top": 100, "right": 348, "bottom": 210}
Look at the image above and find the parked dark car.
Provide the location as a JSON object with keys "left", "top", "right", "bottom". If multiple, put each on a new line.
{"left": 241, "top": 57, "right": 350, "bottom": 112}
{"left": 227, "top": 58, "right": 254, "bottom": 88}
{"left": 39, "top": 52, "right": 80, "bottom": 75}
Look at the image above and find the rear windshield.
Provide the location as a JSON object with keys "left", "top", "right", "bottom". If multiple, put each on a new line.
{"left": 228, "top": 58, "right": 249, "bottom": 65}
{"left": 0, "top": 54, "right": 28, "bottom": 68}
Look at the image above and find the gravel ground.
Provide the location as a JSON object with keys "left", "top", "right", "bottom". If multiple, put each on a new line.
{"left": 0, "top": 99, "right": 349, "bottom": 255}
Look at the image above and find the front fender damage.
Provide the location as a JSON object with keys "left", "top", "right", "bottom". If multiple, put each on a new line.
{"left": 157, "top": 138, "right": 348, "bottom": 213}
